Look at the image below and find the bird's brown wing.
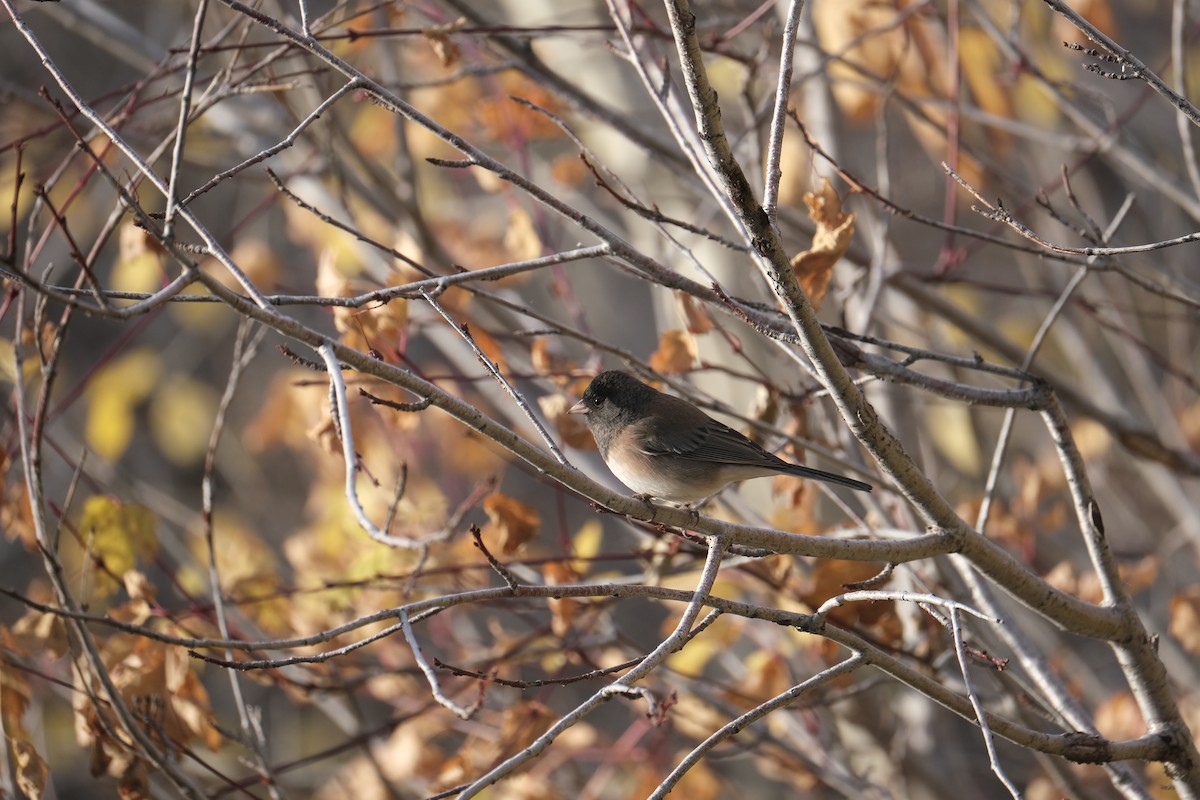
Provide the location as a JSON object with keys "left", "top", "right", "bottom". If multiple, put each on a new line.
{"left": 632, "top": 396, "right": 781, "bottom": 467}
{"left": 633, "top": 394, "right": 874, "bottom": 492}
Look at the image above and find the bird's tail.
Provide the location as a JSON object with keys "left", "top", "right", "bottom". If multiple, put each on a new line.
{"left": 781, "top": 463, "right": 873, "bottom": 492}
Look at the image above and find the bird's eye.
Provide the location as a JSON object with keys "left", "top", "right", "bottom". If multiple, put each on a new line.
{"left": 589, "top": 395, "right": 602, "bottom": 406}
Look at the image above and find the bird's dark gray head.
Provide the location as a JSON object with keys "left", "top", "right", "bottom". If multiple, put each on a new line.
{"left": 569, "top": 371, "right": 657, "bottom": 439}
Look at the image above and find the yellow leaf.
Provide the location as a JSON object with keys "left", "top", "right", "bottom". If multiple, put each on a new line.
{"left": 167, "top": 283, "right": 226, "bottom": 332}
{"left": 112, "top": 223, "right": 166, "bottom": 295}
{"left": 923, "top": 401, "right": 982, "bottom": 475}
{"left": 1071, "top": 418, "right": 1112, "bottom": 462}
{"left": 75, "top": 496, "right": 158, "bottom": 599}
{"left": 570, "top": 519, "right": 603, "bottom": 575}
{"left": 666, "top": 635, "right": 720, "bottom": 676}
{"left": 85, "top": 349, "right": 163, "bottom": 460}
{"left": 86, "top": 391, "right": 138, "bottom": 462}
{"left": 648, "top": 329, "right": 697, "bottom": 375}
{"left": 148, "top": 374, "right": 219, "bottom": 466}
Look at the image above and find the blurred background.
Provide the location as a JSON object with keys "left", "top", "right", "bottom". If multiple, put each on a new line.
{"left": 1, "top": 0, "right": 1199, "bottom": 797}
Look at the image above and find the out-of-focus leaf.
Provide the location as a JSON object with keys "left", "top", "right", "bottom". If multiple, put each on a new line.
{"left": 483, "top": 493, "right": 539, "bottom": 554}
{"left": 435, "top": 700, "right": 552, "bottom": 792}
{"left": 148, "top": 374, "right": 218, "bottom": 467}
{"left": 1182, "top": 399, "right": 1200, "bottom": 451}
{"left": 959, "top": 28, "right": 1013, "bottom": 154}
{"left": 13, "top": 739, "right": 48, "bottom": 800}
{"left": 539, "top": 393, "right": 594, "bottom": 450}
{"left": 423, "top": 22, "right": 462, "bottom": 68}
{"left": 1170, "top": 588, "right": 1200, "bottom": 654}
{"left": 924, "top": 401, "right": 982, "bottom": 476}
{"left": 530, "top": 338, "right": 574, "bottom": 380}
{"left": 551, "top": 152, "right": 588, "bottom": 186}
{"left": 244, "top": 368, "right": 329, "bottom": 453}
{"left": 570, "top": 519, "right": 603, "bottom": 575}
{"left": 1071, "top": 418, "right": 1112, "bottom": 462}
{"left": 75, "top": 634, "right": 220, "bottom": 779}
{"left": 74, "top": 496, "right": 158, "bottom": 600}
{"left": 631, "top": 758, "right": 724, "bottom": 800}
{"left": 112, "top": 224, "right": 166, "bottom": 295}
{"left": 178, "top": 238, "right": 281, "bottom": 331}
{"left": 648, "top": 329, "right": 697, "bottom": 375}
{"left": 477, "top": 74, "right": 565, "bottom": 142}
{"left": 1, "top": 658, "right": 32, "bottom": 728}
{"left": 0, "top": 453, "right": 37, "bottom": 550}
{"left": 543, "top": 561, "right": 577, "bottom": 636}
{"left": 84, "top": 348, "right": 163, "bottom": 461}
{"left": 317, "top": 249, "right": 410, "bottom": 354}
{"left": 9, "top": 606, "right": 68, "bottom": 659}
{"left": 467, "top": 324, "right": 507, "bottom": 372}
{"left": 348, "top": 102, "right": 399, "bottom": 160}
{"left": 797, "top": 559, "right": 895, "bottom": 631}
{"left": 738, "top": 649, "right": 792, "bottom": 705}
{"left": 680, "top": 293, "right": 714, "bottom": 334}
{"left": 1052, "top": 0, "right": 1116, "bottom": 45}
{"left": 1094, "top": 690, "right": 1144, "bottom": 741}
{"left": 503, "top": 205, "right": 542, "bottom": 262}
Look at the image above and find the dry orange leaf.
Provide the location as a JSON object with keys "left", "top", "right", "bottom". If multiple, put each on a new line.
{"left": 798, "top": 559, "right": 893, "bottom": 629}
{"left": 201, "top": 236, "right": 281, "bottom": 295}
{"left": 543, "top": 561, "right": 579, "bottom": 636}
{"left": 1094, "top": 690, "right": 1145, "bottom": 741}
{"left": 9, "top": 608, "right": 68, "bottom": 660}
{"left": 550, "top": 152, "right": 588, "bottom": 186}
{"left": 75, "top": 636, "right": 221, "bottom": 788}
{"left": 1170, "top": 588, "right": 1200, "bottom": 654}
{"left": 0, "top": 462, "right": 37, "bottom": 550}
{"left": 317, "top": 251, "right": 409, "bottom": 354}
{"left": 13, "top": 739, "right": 47, "bottom": 800}
{"left": 422, "top": 22, "right": 462, "bottom": 68}
{"left": 739, "top": 650, "right": 792, "bottom": 705}
{"left": 1053, "top": 0, "right": 1116, "bottom": 46}
{"left": 812, "top": 0, "right": 948, "bottom": 121}
{"left": 648, "top": 329, "right": 697, "bottom": 375}
{"left": 680, "top": 293, "right": 715, "bottom": 334}
{"left": 483, "top": 493, "right": 540, "bottom": 554}
{"left": 530, "top": 338, "right": 571, "bottom": 379}
{"left": 790, "top": 179, "right": 855, "bottom": 311}
{"left": 477, "top": 74, "right": 565, "bottom": 143}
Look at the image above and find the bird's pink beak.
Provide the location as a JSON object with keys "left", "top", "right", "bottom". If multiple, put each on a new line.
{"left": 568, "top": 399, "right": 588, "bottom": 415}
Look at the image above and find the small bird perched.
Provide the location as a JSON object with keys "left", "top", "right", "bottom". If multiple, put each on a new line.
{"left": 569, "top": 370, "right": 873, "bottom": 503}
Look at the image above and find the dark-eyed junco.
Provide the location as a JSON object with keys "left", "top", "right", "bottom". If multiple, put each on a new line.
{"left": 569, "top": 370, "right": 873, "bottom": 502}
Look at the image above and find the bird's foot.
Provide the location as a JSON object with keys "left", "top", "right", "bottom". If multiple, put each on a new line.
{"left": 632, "top": 492, "right": 659, "bottom": 521}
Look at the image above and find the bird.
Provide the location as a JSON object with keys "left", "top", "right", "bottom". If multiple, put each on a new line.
{"left": 568, "top": 370, "right": 873, "bottom": 503}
